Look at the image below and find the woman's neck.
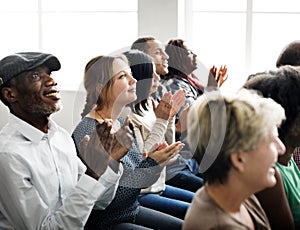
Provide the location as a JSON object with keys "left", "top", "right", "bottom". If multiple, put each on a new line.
{"left": 206, "top": 184, "right": 255, "bottom": 229}
{"left": 206, "top": 184, "right": 245, "bottom": 212}
{"left": 94, "top": 105, "right": 124, "bottom": 121}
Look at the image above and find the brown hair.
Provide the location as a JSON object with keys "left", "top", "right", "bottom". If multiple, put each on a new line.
{"left": 81, "top": 55, "right": 128, "bottom": 118}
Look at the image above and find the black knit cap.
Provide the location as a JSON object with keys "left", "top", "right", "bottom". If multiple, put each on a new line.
{"left": 0, "top": 52, "right": 61, "bottom": 86}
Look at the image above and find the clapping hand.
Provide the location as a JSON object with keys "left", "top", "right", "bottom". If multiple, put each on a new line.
{"left": 111, "top": 116, "right": 135, "bottom": 161}
{"left": 79, "top": 117, "right": 134, "bottom": 176}
{"left": 153, "top": 89, "right": 186, "bottom": 120}
{"left": 147, "top": 141, "right": 184, "bottom": 166}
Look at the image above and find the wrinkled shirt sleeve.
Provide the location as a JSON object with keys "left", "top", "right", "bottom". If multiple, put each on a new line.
{"left": 0, "top": 152, "right": 105, "bottom": 230}
{"left": 0, "top": 116, "right": 122, "bottom": 230}
{"left": 93, "top": 164, "right": 123, "bottom": 210}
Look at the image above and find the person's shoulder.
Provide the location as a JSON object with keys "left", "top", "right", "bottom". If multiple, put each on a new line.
{"left": 161, "top": 75, "right": 183, "bottom": 84}
{"left": 245, "top": 194, "right": 262, "bottom": 207}
{"left": 0, "top": 122, "right": 14, "bottom": 136}
{"left": 198, "top": 187, "right": 224, "bottom": 206}
{"left": 0, "top": 123, "right": 19, "bottom": 152}
{"left": 276, "top": 160, "right": 300, "bottom": 179}
{"left": 184, "top": 188, "right": 234, "bottom": 230}
{"left": 188, "top": 188, "right": 220, "bottom": 216}
{"left": 72, "top": 117, "right": 98, "bottom": 133}
{"left": 71, "top": 117, "right": 99, "bottom": 147}
{"left": 160, "top": 78, "right": 184, "bottom": 93}
{"left": 244, "top": 195, "right": 272, "bottom": 229}
{"left": 289, "top": 158, "right": 300, "bottom": 174}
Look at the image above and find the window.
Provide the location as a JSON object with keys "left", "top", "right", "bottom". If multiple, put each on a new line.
{"left": 0, "top": 0, "right": 138, "bottom": 90}
{"left": 188, "top": 0, "right": 300, "bottom": 92}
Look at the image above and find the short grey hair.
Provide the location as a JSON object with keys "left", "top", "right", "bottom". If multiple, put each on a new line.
{"left": 187, "top": 88, "right": 285, "bottom": 184}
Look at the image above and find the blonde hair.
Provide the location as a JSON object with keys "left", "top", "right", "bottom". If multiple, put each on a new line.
{"left": 187, "top": 88, "right": 285, "bottom": 183}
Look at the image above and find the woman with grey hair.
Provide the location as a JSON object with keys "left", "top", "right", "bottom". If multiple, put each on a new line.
{"left": 183, "top": 89, "right": 286, "bottom": 230}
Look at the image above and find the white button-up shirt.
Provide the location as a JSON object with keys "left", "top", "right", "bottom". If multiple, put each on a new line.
{"left": 0, "top": 114, "right": 122, "bottom": 229}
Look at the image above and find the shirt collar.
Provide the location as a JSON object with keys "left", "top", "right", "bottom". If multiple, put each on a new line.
{"left": 9, "top": 113, "right": 59, "bottom": 143}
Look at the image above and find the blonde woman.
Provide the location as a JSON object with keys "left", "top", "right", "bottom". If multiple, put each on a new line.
{"left": 72, "top": 55, "right": 184, "bottom": 229}
{"left": 183, "top": 89, "right": 285, "bottom": 230}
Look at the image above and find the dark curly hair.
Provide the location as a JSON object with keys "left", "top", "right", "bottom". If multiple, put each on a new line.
{"left": 244, "top": 65, "right": 300, "bottom": 143}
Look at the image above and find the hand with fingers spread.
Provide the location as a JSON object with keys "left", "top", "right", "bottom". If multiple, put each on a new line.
{"left": 209, "top": 65, "right": 228, "bottom": 87}
{"left": 216, "top": 65, "right": 228, "bottom": 87}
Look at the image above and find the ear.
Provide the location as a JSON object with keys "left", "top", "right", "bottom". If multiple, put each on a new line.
{"left": 1, "top": 87, "right": 18, "bottom": 103}
{"left": 230, "top": 151, "right": 246, "bottom": 172}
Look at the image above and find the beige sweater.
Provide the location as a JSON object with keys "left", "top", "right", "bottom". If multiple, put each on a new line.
{"left": 129, "top": 99, "right": 175, "bottom": 194}
{"left": 183, "top": 187, "right": 271, "bottom": 230}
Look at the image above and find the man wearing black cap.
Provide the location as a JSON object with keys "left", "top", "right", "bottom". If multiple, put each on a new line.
{"left": 0, "top": 52, "right": 126, "bottom": 229}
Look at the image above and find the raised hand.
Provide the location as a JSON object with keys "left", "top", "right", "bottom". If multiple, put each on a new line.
{"left": 170, "top": 89, "right": 186, "bottom": 117}
{"left": 153, "top": 89, "right": 186, "bottom": 120}
{"left": 216, "top": 65, "right": 228, "bottom": 87}
{"left": 153, "top": 91, "right": 172, "bottom": 120}
{"left": 209, "top": 65, "right": 228, "bottom": 87}
{"left": 209, "top": 65, "right": 217, "bottom": 80}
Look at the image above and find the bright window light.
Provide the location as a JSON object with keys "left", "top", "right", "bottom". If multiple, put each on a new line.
{"left": 189, "top": 0, "right": 300, "bottom": 92}
{"left": 0, "top": 0, "right": 138, "bottom": 90}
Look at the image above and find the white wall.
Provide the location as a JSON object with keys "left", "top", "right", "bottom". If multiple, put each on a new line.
{"left": 138, "top": 0, "right": 179, "bottom": 43}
